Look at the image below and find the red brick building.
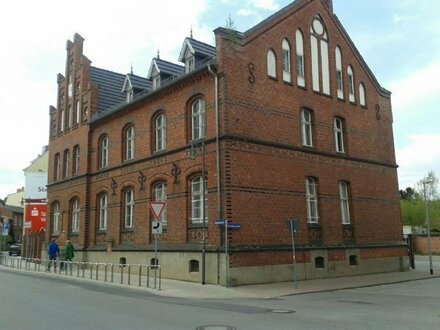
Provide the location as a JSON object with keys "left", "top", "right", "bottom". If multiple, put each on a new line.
{"left": 46, "top": 0, "right": 407, "bottom": 286}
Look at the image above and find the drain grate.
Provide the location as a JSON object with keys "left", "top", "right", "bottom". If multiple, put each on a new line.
{"left": 196, "top": 326, "right": 237, "bottom": 330}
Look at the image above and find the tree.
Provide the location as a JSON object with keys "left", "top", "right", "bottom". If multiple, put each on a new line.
{"left": 399, "top": 187, "right": 417, "bottom": 200}
{"left": 417, "top": 170, "right": 439, "bottom": 201}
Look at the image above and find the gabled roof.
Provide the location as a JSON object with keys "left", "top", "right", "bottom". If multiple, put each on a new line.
{"left": 90, "top": 66, "right": 126, "bottom": 112}
{"left": 147, "top": 58, "right": 184, "bottom": 79}
{"left": 121, "top": 74, "right": 151, "bottom": 92}
{"left": 178, "top": 38, "right": 216, "bottom": 62}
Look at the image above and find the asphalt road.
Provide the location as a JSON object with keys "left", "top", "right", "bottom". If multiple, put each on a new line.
{"left": 0, "top": 269, "right": 439, "bottom": 330}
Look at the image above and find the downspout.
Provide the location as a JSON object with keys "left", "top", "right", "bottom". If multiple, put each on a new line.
{"left": 207, "top": 63, "right": 222, "bottom": 285}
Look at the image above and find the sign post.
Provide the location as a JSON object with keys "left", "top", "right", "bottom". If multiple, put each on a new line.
{"left": 148, "top": 201, "right": 166, "bottom": 288}
{"left": 287, "top": 219, "right": 298, "bottom": 289}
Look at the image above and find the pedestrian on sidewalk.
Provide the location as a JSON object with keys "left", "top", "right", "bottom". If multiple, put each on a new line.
{"left": 64, "top": 240, "right": 75, "bottom": 271}
{"left": 47, "top": 239, "right": 59, "bottom": 272}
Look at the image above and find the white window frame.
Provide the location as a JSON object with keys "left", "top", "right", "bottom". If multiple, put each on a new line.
{"left": 335, "top": 46, "right": 343, "bottom": 99}
{"left": 60, "top": 109, "right": 65, "bottom": 132}
{"left": 347, "top": 65, "right": 355, "bottom": 102}
{"left": 301, "top": 109, "right": 313, "bottom": 147}
{"left": 75, "top": 100, "right": 81, "bottom": 125}
{"left": 53, "top": 203, "right": 61, "bottom": 234}
{"left": 295, "top": 29, "right": 305, "bottom": 86}
{"left": 125, "top": 126, "right": 135, "bottom": 161}
{"left": 73, "top": 145, "right": 80, "bottom": 175}
{"left": 282, "top": 39, "right": 291, "bottom": 83}
{"left": 155, "top": 114, "right": 167, "bottom": 151}
{"left": 64, "top": 150, "right": 70, "bottom": 178}
{"left": 191, "top": 175, "right": 208, "bottom": 224}
{"left": 99, "top": 194, "right": 108, "bottom": 231}
{"left": 339, "top": 181, "right": 351, "bottom": 225}
{"left": 71, "top": 199, "right": 80, "bottom": 233}
{"left": 305, "top": 177, "right": 319, "bottom": 223}
{"left": 55, "top": 153, "right": 61, "bottom": 181}
{"left": 154, "top": 182, "right": 167, "bottom": 226}
{"left": 359, "top": 83, "right": 366, "bottom": 106}
{"left": 334, "top": 117, "right": 345, "bottom": 153}
{"left": 191, "top": 99, "right": 206, "bottom": 140}
{"left": 100, "top": 136, "right": 109, "bottom": 168}
{"left": 124, "top": 189, "right": 134, "bottom": 229}
{"left": 267, "top": 49, "right": 277, "bottom": 78}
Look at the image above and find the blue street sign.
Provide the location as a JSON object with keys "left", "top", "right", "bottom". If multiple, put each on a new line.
{"left": 214, "top": 220, "right": 225, "bottom": 226}
{"left": 227, "top": 223, "right": 241, "bottom": 230}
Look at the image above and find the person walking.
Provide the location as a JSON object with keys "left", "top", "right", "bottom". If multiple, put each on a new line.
{"left": 47, "top": 239, "right": 59, "bottom": 272}
{"left": 64, "top": 240, "right": 75, "bottom": 271}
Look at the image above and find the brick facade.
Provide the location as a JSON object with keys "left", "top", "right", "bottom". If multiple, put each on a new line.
{"left": 46, "top": 0, "right": 408, "bottom": 286}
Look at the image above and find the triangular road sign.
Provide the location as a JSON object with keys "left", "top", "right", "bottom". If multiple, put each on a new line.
{"left": 148, "top": 201, "right": 166, "bottom": 220}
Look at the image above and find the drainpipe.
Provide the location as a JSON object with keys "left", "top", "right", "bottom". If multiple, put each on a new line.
{"left": 207, "top": 63, "right": 223, "bottom": 285}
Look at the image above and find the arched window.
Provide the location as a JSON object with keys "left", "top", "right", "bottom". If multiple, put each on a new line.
{"left": 124, "top": 189, "right": 134, "bottom": 229}
{"left": 60, "top": 109, "right": 65, "bottom": 132}
{"left": 98, "top": 135, "right": 109, "bottom": 169}
{"left": 191, "top": 175, "right": 208, "bottom": 224}
{"left": 335, "top": 46, "right": 343, "bottom": 99}
{"left": 282, "top": 39, "right": 291, "bottom": 83}
{"left": 347, "top": 65, "right": 355, "bottom": 102}
{"left": 266, "top": 49, "right": 277, "bottom": 78}
{"left": 54, "top": 153, "right": 61, "bottom": 181}
{"left": 339, "top": 181, "right": 351, "bottom": 224}
{"left": 191, "top": 98, "right": 206, "bottom": 141}
{"left": 98, "top": 193, "right": 108, "bottom": 231}
{"left": 67, "top": 105, "right": 73, "bottom": 129}
{"left": 154, "top": 113, "right": 167, "bottom": 151}
{"left": 359, "top": 83, "right": 366, "bottom": 106}
{"left": 153, "top": 182, "right": 167, "bottom": 226}
{"left": 123, "top": 125, "right": 135, "bottom": 161}
{"left": 52, "top": 202, "right": 61, "bottom": 234}
{"left": 71, "top": 198, "right": 80, "bottom": 233}
{"left": 296, "top": 29, "right": 305, "bottom": 86}
{"left": 300, "top": 109, "right": 313, "bottom": 147}
{"left": 63, "top": 149, "right": 70, "bottom": 178}
{"left": 333, "top": 117, "right": 345, "bottom": 153}
{"left": 310, "top": 15, "right": 329, "bottom": 94}
{"left": 75, "top": 100, "right": 81, "bottom": 124}
{"left": 73, "top": 145, "right": 80, "bottom": 175}
{"left": 305, "top": 177, "right": 319, "bottom": 223}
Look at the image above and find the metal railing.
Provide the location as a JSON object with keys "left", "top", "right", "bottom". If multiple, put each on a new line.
{"left": 0, "top": 254, "right": 161, "bottom": 290}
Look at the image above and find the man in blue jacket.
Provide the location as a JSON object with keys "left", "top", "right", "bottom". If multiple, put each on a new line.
{"left": 47, "top": 239, "right": 60, "bottom": 272}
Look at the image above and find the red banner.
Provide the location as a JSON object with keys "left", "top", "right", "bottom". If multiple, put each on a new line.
{"left": 25, "top": 203, "right": 47, "bottom": 232}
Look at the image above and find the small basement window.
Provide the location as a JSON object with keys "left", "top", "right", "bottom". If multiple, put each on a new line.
{"left": 150, "top": 258, "right": 159, "bottom": 269}
{"left": 189, "top": 259, "right": 199, "bottom": 273}
{"left": 119, "top": 257, "right": 127, "bottom": 267}
{"left": 315, "top": 256, "right": 325, "bottom": 269}
{"left": 349, "top": 255, "right": 358, "bottom": 266}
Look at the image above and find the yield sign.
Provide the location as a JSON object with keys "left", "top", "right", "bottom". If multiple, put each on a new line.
{"left": 148, "top": 201, "right": 166, "bottom": 220}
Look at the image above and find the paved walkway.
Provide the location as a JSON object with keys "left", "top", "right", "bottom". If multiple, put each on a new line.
{"left": 1, "top": 255, "right": 439, "bottom": 300}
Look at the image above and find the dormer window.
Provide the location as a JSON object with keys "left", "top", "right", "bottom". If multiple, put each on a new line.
{"left": 153, "top": 74, "right": 160, "bottom": 90}
{"left": 184, "top": 48, "right": 195, "bottom": 73}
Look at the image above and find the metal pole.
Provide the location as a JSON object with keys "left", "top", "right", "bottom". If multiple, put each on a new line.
{"left": 154, "top": 234, "right": 158, "bottom": 288}
{"left": 290, "top": 221, "right": 298, "bottom": 289}
{"left": 201, "top": 139, "right": 206, "bottom": 285}
{"left": 423, "top": 181, "right": 434, "bottom": 275}
{"left": 225, "top": 219, "right": 229, "bottom": 287}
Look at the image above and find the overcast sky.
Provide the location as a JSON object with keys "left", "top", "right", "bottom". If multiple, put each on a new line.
{"left": 0, "top": 0, "right": 439, "bottom": 199}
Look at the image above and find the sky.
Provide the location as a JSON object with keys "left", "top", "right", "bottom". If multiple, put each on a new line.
{"left": 0, "top": 0, "right": 439, "bottom": 199}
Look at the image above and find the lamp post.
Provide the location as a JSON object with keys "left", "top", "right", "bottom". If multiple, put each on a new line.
{"left": 189, "top": 139, "right": 207, "bottom": 284}
{"left": 422, "top": 180, "right": 434, "bottom": 275}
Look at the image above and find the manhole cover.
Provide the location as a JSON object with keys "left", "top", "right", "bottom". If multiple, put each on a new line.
{"left": 268, "top": 308, "right": 296, "bottom": 314}
{"left": 196, "top": 326, "right": 236, "bottom": 330}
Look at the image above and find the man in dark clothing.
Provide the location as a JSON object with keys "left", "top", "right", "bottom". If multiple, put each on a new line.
{"left": 47, "top": 239, "right": 60, "bottom": 272}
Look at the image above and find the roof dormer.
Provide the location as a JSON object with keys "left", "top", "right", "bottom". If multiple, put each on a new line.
{"left": 178, "top": 38, "right": 216, "bottom": 73}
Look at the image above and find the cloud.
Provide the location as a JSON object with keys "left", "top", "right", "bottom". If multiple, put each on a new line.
{"left": 237, "top": 8, "right": 257, "bottom": 17}
{"left": 249, "top": 0, "right": 280, "bottom": 11}
{"left": 396, "top": 134, "right": 440, "bottom": 188}
{"left": 389, "top": 60, "right": 440, "bottom": 113}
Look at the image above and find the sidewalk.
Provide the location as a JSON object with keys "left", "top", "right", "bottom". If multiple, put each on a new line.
{"left": 156, "top": 268, "right": 439, "bottom": 299}
{"left": 1, "top": 256, "right": 439, "bottom": 300}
